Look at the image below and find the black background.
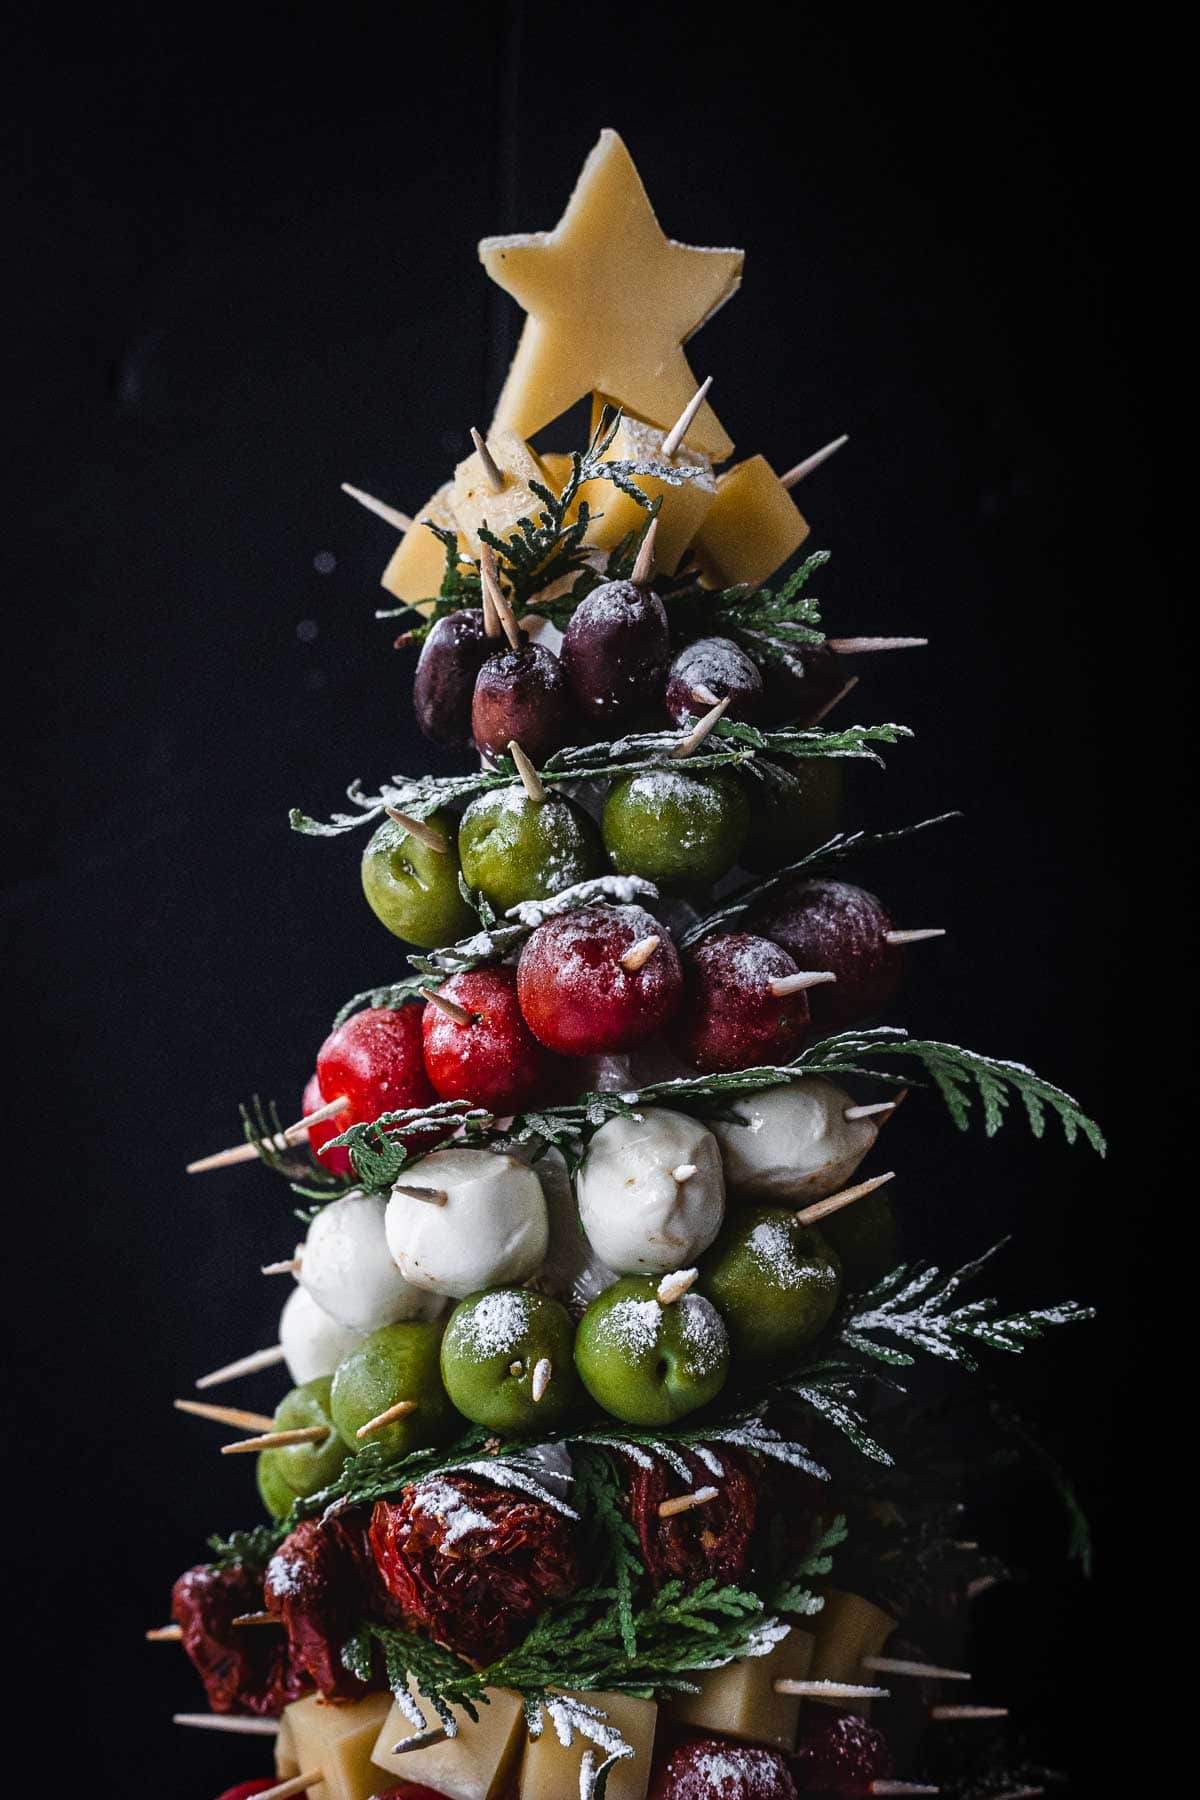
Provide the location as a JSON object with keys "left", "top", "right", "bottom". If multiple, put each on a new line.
{"left": 11, "top": 4, "right": 1161, "bottom": 1794}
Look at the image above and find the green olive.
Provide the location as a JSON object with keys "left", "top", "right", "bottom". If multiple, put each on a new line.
{"left": 701, "top": 1208, "right": 841, "bottom": 1361}
{"left": 361, "top": 809, "right": 477, "bottom": 948}
{"left": 602, "top": 767, "right": 749, "bottom": 891}
{"left": 330, "top": 1319, "right": 454, "bottom": 1459}
{"left": 742, "top": 758, "right": 845, "bottom": 872}
{"left": 817, "top": 1190, "right": 900, "bottom": 1289}
{"left": 440, "top": 1288, "right": 578, "bottom": 1431}
{"left": 256, "top": 1448, "right": 298, "bottom": 1522}
{"left": 458, "top": 786, "right": 604, "bottom": 914}
{"left": 268, "top": 1377, "right": 350, "bottom": 1500}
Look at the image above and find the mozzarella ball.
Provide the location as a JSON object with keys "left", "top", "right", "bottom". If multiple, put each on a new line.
{"left": 299, "top": 1191, "right": 444, "bottom": 1331}
{"left": 531, "top": 1145, "right": 619, "bottom": 1314}
{"left": 575, "top": 1108, "right": 725, "bottom": 1275}
{"left": 385, "top": 1149, "right": 549, "bottom": 1299}
{"left": 279, "top": 1284, "right": 364, "bottom": 1385}
{"left": 710, "top": 1077, "right": 877, "bottom": 1202}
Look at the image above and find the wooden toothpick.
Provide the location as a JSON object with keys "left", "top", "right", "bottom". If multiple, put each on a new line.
{"left": 391, "top": 1727, "right": 449, "bottom": 1754}
{"left": 660, "top": 376, "right": 713, "bottom": 459}
{"left": 773, "top": 1679, "right": 889, "bottom": 1699}
{"left": 690, "top": 683, "right": 721, "bottom": 707}
{"left": 479, "top": 540, "right": 522, "bottom": 648}
{"left": 392, "top": 1183, "right": 449, "bottom": 1206}
{"left": 796, "top": 1169, "right": 896, "bottom": 1227}
{"left": 930, "top": 1705, "right": 1009, "bottom": 1721}
{"left": 221, "top": 1425, "right": 330, "bottom": 1455}
{"left": 620, "top": 934, "right": 661, "bottom": 973}
{"left": 470, "top": 427, "right": 507, "bottom": 494}
{"left": 356, "top": 1398, "right": 418, "bottom": 1439}
{"left": 630, "top": 516, "right": 659, "bottom": 587}
{"left": 384, "top": 807, "right": 450, "bottom": 853}
{"left": 420, "top": 987, "right": 476, "bottom": 1027}
{"left": 769, "top": 970, "right": 836, "bottom": 997}
{"left": 531, "top": 1357, "right": 552, "bottom": 1403}
{"left": 670, "top": 694, "right": 729, "bottom": 757}
{"left": 508, "top": 739, "right": 546, "bottom": 802}
{"left": 172, "top": 1714, "right": 281, "bottom": 1737}
{"left": 174, "top": 1399, "right": 277, "bottom": 1433}
{"left": 659, "top": 1485, "right": 718, "bottom": 1519}
{"left": 232, "top": 1611, "right": 279, "bottom": 1627}
{"left": 780, "top": 433, "right": 849, "bottom": 490}
{"left": 869, "top": 1786, "right": 941, "bottom": 1798}
{"left": 670, "top": 1164, "right": 698, "bottom": 1183}
{"left": 187, "top": 1094, "right": 348, "bottom": 1175}
{"left": 262, "top": 1257, "right": 302, "bottom": 1277}
{"left": 828, "top": 636, "right": 929, "bottom": 653}
{"left": 248, "top": 1774, "right": 320, "bottom": 1800}
{"left": 804, "top": 673, "right": 859, "bottom": 726}
{"left": 657, "top": 1267, "right": 699, "bottom": 1305}
{"left": 340, "top": 482, "right": 413, "bottom": 532}
{"left": 885, "top": 928, "right": 947, "bottom": 945}
{"left": 196, "top": 1344, "right": 287, "bottom": 1389}
{"left": 146, "top": 1624, "right": 183, "bottom": 1642}
{"left": 844, "top": 1101, "right": 898, "bottom": 1122}
{"left": 863, "top": 1655, "right": 970, "bottom": 1680}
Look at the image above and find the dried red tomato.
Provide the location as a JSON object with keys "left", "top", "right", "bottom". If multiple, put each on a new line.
{"left": 625, "top": 1448, "right": 758, "bottom": 1591}
{"left": 264, "top": 1509, "right": 394, "bottom": 1700}
{"left": 369, "top": 1474, "right": 579, "bottom": 1663}
{"left": 171, "top": 1561, "right": 307, "bottom": 1717}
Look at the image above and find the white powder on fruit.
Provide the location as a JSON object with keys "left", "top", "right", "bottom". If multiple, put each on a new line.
{"left": 677, "top": 1293, "right": 728, "bottom": 1375}
{"left": 690, "top": 1743, "right": 791, "bottom": 1794}
{"left": 602, "top": 1296, "right": 663, "bottom": 1357}
{"left": 747, "top": 1217, "right": 807, "bottom": 1288}
{"left": 411, "top": 1479, "right": 494, "bottom": 1551}
{"left": 453, "top": 1288, "right": 532, "bottom": 1360}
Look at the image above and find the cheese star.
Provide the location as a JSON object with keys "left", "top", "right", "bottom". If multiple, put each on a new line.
{"left": 480, "top": 129, "right": 742, "bottom": 461}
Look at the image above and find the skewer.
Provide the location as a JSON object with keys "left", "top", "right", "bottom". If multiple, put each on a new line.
{"left": 508, "top": 739, "right": 546, "bottom": 802}
{"left": 172, "top": 1714, "right": 281, "bottom": 1737}
{"left": 188, "top": 1094, "right": 349, "bottom": 1175}
{"left": 968, "top": 1574, "right": 1001, "bottom": 1600}
{"left": 384, "top": 807, "right": 450, "bottom": 853}
{"left": 630, "top": 516, "right": 659, "bottom": 587}
{"left": 340, "top": 483, "right": 413, "bottom": 532}
{"left": 174, "top": 1399, "right": 277, "bottom": 1433}
{"left": 869, "top": 1786, "right": 941, "bottom": 1797}
{"left": 769, "top": 970, "right": 836, "bottom": 997}
{"left": 773, "top": 1680, "right": 889, "bottom": 1700}
{"left": 656, "top": 1267, "right": 698, "bottom": 1305}
{"left": 844, "top": 1101, "right": 898, "bottom": 1122}
{"left": 671, "top": 694, "right": 729, "bottom": 757}
{"left": 221, "top": 1425, "right": 330, "bottom": 1455}
{"left": 391, "top": 1726, "right": 450, "bottom": 1754}
{"left": 146, "top": 1624, "right": 182, "bottom": 1642}
{"left": 531, "top": 1357, "right": 552, "bottom": 1402}
{"left": 671, "top": 1164, "right": 698, "bottom": 1183}
{"left": 421, "top": 988, "right": 476, "bottom": 1026}
{"left": 479, "top": 541, "right": 522, "bottom": 648}
{"left": 232, "top": 1612, "right": 280, "bottom": 1627}
{"left": 930, "top": 1705, "right": 1009, "bottom": 1721}
{"left": 356, "top": 1398, "right": 419, "bottom": 1439}
{"left": 660, "top": 376, "right": 713, "bottom": 459}
{"left": 262, "top": 1257, "right": 302, "bottom": 1277}
{"left": 828, "top": 636, "right": 928, "bottom": 654}
{"left": 659, "top": 1485, "right": 718, "bottom": 1519}
{"left": 691, "top": 684, "right": 721, "bottom": 707}
{"left": 196, "top": 1344, "right": 287, "bottom": 1389}
{"left": 247, "top": 1773, "right": 318, "bottom": 1800}
{"left": 885, "top": 928, "right": 947, "bottom": 945}
{"left": 805, "top": 673, "right": 858, "bottom": 726}
{"left": 392, "top": 1183, "right": 449, "bottom": 1206}
{"left": 780, "top": 434, "right": 849, "bottom": 490}
{"left": 863, "top": 1655, "right": 970, "bottom": 1680}
{"left": 796, "top": 1169, "right": 896, "bottom": 1228}
{"left": 620, "top": 934, "right": 661, "bottom": 973}
{"left": 470, "top": 427, "right": 507, "bottom": 494}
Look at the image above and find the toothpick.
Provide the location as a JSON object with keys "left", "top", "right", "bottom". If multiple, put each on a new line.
{"left": 196, "top": 1344, "right": 287, "bottom": 1389}
{"left": 885, "top": 928, "right": 947, "bottom": 945}
{"left": 780, "top": 434, "right": 849, "bottom": 490}
{"left": 531, "top": 1357, "right": 552, "bottom": 1402}
{"left": 691, "top": 684, "right": 721, "bottom": 707}
{"left": 630, "top": 516, "right": 659, "bottom": 587}
{"left": 470, "top": 427, "right": 507, "bottom": 494}
{"left": 659, "top": 1485, "right": 718, "bottom": 1519}
{"left": 863, "top": 1655, "right": 970, "bottom": 1681}
{"left": 869, "top": 1786, "right": 941, "bottom": 1798}
{"left": 232, "top": 1611, "right": 279, "bottom": 1627}
{"left": 421, "top": 987, "right": 476, "bottom": 1027}
{"left": 384, "top": 807, "right": 450, "bottom": 853}
{"left": 657, "top": 1267, "right": 698, "bottom": 1305}
{"left": 844, "top": 1101, "right": 898, "bottom": 1122}
{"left": 174, "top": 1399, "right": 277, "bottom": 1433}
{"left": 356, "top": 1398, "right": 419, "bottom": 1439}
{"left": 670, "top": 694, "right": 729, "bottom": 757}
{"left": 828, "top": 636, "right": 929, "bottom": 653}
{"left": 796, "top": 1170, "right": 896, "bottom": 1227}
{"left": 249, "top": 1773, "right": 320, "bottom": 1800}
{"left": 172, "top": 1714, "right": 281, "bottom": 1737}
{"left": 340, "top": 482, "right": 413, "bottom": 532}
{"left": 221, "top": 1425, "right": 330, "bottom": 1455}
{"left": 392, "top": 1183, "right": 449, "bottom": 1206}
{"left": 146, "top": 1624, "right": 182, "bottom": 1642}
{"left": 620, "top": 934, "right": 661, "bottom": 973}
{"left": 773, "top": 1679, "right": 889, "bottom": 1699}
{"left": 930, "top": 1705, "right": 1009, "bottom": 1721}
{"left": 262, "top": 1257, "right": 302, "bottom": 1277}
{"left": 187, "top": 1094, "right": 348, "bottom": 1174}
{"left": 769, "top": 970, "right": 836, "bottom": 997}
{"left": 660, "top": 376, "right": 713, "bottom": 459}
{"left": 671, "top": 1164, "right": 698, "bottom": 1183}
{"left": 508, "top": 739, "right": 546, "bottom": 802}
{"left": 479, "top": 540, "right": 522, "bottom": 648}
{"left": 391, "top": 1727, "right": 449, "bottom": 1754}
{"left": 805, "top": 673, "right": 859, "bottom": 726}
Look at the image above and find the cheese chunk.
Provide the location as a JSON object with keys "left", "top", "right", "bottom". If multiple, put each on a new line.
{"left": 808, "top": 1588, "right": 898, "bottom": 1713}
{"left": 284, "top": 1690, "right": 394, "bottom": 1800}
{"left": 579, "top": 404, "right": 717, "bottom": 575}
{"left": 518, "top": 1690, "right": 657, "bottom": 1800}
{"left": 480, "top": 129, "right": 740, "bottom": 461}
{"left": 381, "top": 483, "right": 465, "bottom": 613}
{"left": 452, "top": 429, "right": 557, "bottom": 555}
{"left": 667, "top": 1626, "right": 817, "bottom": 1751}
{"left": 694, "top": 455, "right": 810, "bottom": 591}
{"left": 274, "top": 1709, "right": 300, "bottom": 1780}
{"left": 371, "top": 1685, "right": 526, "bottom": 1798}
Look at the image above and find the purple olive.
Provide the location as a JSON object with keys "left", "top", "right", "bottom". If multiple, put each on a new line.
{"left": 413, "top": 610, "right": 491, "bottom": 748}
{"left": 560, "top": 580, "right": 670, "bottom": 723}
{"left": 664, "top": 636, "right": 764, "bottom": 726}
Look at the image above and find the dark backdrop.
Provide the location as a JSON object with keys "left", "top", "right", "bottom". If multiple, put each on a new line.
{"left": 12, "top": 5, "right": 1160, "bottom": 1794}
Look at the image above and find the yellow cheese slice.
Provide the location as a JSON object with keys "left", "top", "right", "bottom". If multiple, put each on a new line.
{"left": 693, "top": 454, "right": 810, "bottom": 591}
{"left": 451, "top": 429, "right": 558, "bottom": 555}
{"left": 807, "top": 1587, "right": 898, "bottom": 1713}
{"left": 380, "top": 483, "right": 465, "bottom": 614}
{"left": 579, "top": 402, "right": 717, "bottom": 575}
{"left": 284, "top": 1690, "right": 394, "bottom": 1800}
{"left": 371, "top": 1684, "right": 526, "bottom": 1799}
{"left": 666, "top": 1625, "right": 817, "bottom": 1752}
{"left": 517, "top": 1690, "right": 657, "bottom": 1800}
{"left": 480, "top": 129, "right": 740, "bottom": 462}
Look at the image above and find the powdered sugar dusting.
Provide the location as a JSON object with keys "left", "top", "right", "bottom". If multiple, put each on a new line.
{"left": 748, "top": 1217, "right": 809, "bottom": 1289}
{"left": 411, "top": 1479, "right": 494, "bottom": 1551}
{"left": 452, "top": 1288, "right": 533, "bottom": 1361}
{"left": 603, "top": 1296, "right": 663, "bottom": 1357}
{"left": 678, "top": 1293, "right": 728, "bottom": 1375}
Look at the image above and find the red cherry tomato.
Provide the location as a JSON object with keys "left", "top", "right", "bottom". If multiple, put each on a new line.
{"left": 316, "top": 1005, "right": 437, "bottom": 1135}
{"left": 422, "top": 967, "right": 550, "bottom": 1114}
{"left": 517, "top": 904, "right": 683, "bottom": 1055}
{"left": 301, "top": 1072, "right": 352, "bottom": 1177}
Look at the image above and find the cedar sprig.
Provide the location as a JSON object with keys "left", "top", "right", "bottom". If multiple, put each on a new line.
{"left": 205, "top": 1520, "right": 287, "bottom": 1574}
{"left": 374, "top": 523, "right": 484, "bottom": 635}
{"left": 769, "top": 1512, "right": 848, "bottom": 1616}
{"left": 327, "top": 1100, "right": 497, "bottom": 1194}
{"left": 664, "top": 550, "right": 831, "bottom": 671}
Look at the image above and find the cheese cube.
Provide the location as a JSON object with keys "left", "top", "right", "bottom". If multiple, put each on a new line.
{"left": 381, "top": 483, "right": 465, "bottom": 614}
{"left": 666, "top": 1626, "right": 817, "bottom": 1752}
{"left": 579, "top": 400, "right": 717, "bottom": 575}
{"left": 693, "top": 454, "right": 810, "bottom": 592}
{"left": 371, "top": 1684, "right": 526, "bottom": 1799}
{"left": 274, "top": 1708, "right": 300, "bottom": 1780}
{"left": 284, "top": 1690, "right": 394, "bottom": 1800}
{"left": 452, "top": 430, "right": 558, "bottom": 555}
{"left": 807, "top": 1588, "right": 898, "bottom": 1714}
{"left": 518, "top": 1690, "right": 656, "bottom": 1800}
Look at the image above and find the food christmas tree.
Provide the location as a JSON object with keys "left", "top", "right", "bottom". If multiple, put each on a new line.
{"left": 161, "top": 130, "right": 1103, "bottom": 1800}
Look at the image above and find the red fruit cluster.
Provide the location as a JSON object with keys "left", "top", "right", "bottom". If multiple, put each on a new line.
{"left": 422, "top": 966, "right": 548, "bottom": 1115}
{"left": 651, "top": 1736, "right": 798, "bottom": 1799}
{"left": 757, "top": 879, "right": 903, "bottom": 1030}
{"left": 672, "top": 933, "right": 814, "bottom": 1073}
{"left": 517, "top": 903, "right": 684, "bottom": 1055}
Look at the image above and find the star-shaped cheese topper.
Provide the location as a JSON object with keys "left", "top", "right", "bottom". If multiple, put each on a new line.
{"left": 480, "top": 129, "right": 742, "bottom": 462}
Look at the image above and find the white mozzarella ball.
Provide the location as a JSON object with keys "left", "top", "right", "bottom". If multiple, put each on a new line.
{"left": 531, "top": 1146, "right": 618, "bottom": 1314}
{"left": 710, "top": 1078, "right": 877, "bottom": 1202}
{"left": 278, "top": 1284, "right": 364, "bottom": 1385}
{"left": 385, "top": 1149, "right": 549, "bottom": 1299}
{"left": 575, "top": 1108, "right": 725, "bottom": 1276}
{"left": 299, "top": 1191, "right": 445, "bottom": 1332}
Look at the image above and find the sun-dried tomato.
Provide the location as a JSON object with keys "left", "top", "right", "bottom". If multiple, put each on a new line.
{"left": 369, "top": 1474, "right": 579, "bottom": 1663}
{"left": 172, "top": 1561, "right": 307, "bottom": 1717}
{"left": 264, "top": 1509, "right": 394, "bottom": 1700}
{"left": 624, "top": 1447, "right": 758, "bottom": 1591}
